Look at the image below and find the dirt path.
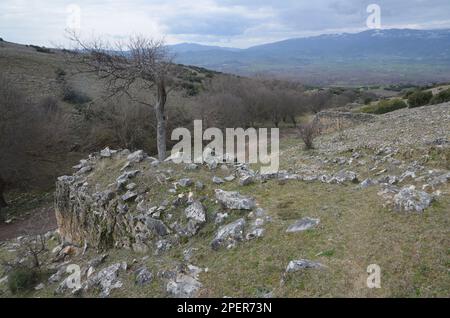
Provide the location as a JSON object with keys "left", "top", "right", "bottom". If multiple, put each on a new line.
{"left": 0, "top": 206, "right": 57, "bottom": 241}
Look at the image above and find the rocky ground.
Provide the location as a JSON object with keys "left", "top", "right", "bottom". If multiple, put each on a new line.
{"left": 0, "top": 103, "right": 449, "bottom": 298}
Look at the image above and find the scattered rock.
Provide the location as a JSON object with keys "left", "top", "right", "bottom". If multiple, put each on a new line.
{"left": 121, "top": 191, "right": 138, "bottom": 202}
{"left": 195, "top": 181, "right": 205, "bottom": 190}
{"left": 211, "top": 218, "right": 246, "bottom": 250}
{"left": 83, "top": 262, "right": 127, "bottom": 297}
{"left": 135, "top": 267, "right": 153, "bottom": 286}
{"left": 328, "top": 170, "right": 358, "bottom": 184}
{"left": 156, "top": 239, "right": 172, "bottom": 255}
{"left": 100, "top": 147, "right": 113, "bottom": 158}
{"left": 239, "top": 175, "right": 254, "bottom": 186}
{"left": 399, "top": 171, "right": 417, "bottom": 183}
{"left": 144, "top": 217, "right": 170, "bottom": 237}
{"left": 77, "top": 166, "right": 92, "bottom": 175}
{"left": 212, "top": 176, "right": 225, "bottom": 185}
{"left": 393, "top": 186, "right": 433, "bottom": 212}
{"left": 126, "top": 183, "right": 137, "bottom": 191}
{"left": 286, "top": 217, "right": 320, "bottom": 233}
{"left": 116, "top": 170, "right": 140, "bottom": 188}
{"left": 378, "top": 175, "right": 398, "bottom": 185}
{"left": 185, "top": 163, "right": 199, "bottom": 170}
{"left": 185, "top": 201, "right": 206, "bottom": 224}
{"left": 224, "top": 175, "right": 236, "bottom": 182}
{"left": 360, "top": 178, "right": 376, "bottom": 189}
{"left": 49, "top": 265, "right": 67, "bottom": 284}
{"left": 214, "top": 212, "right": 229, "bottom": 225}
{"left": 246, "top": 228, "right": 265, "bottom": 241}
{"left": 215, "top": 190, "right": 256, "bottom": 210}
{"left": 183, "top": 248, "right": 198, "bottom": 262}
{"left": 430, "top": 172, "right": 450, "bottom": 187}
{"left": 166, "top": 274, "right": 202, "bottom": 298}
{"left": 127, "top": 150, "right": 145, "bottom": 163}
{"left": 286, "top": 259, "right": 325, "bottom": 273}
{"left": 179, "top": 178, "right": 193, "bottom": 187}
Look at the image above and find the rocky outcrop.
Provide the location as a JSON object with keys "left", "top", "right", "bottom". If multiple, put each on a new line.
{"left": 55, "top": 148, "right": 264, "bottom": 253}
{"left": 55, "top": 149, "right": 166, "bottom": 251}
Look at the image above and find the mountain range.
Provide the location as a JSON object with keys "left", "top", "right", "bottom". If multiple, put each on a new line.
{"left": 169, "top": 29, "right": 450, "bottom": 86}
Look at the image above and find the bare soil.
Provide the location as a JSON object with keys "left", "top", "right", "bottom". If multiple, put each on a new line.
{"left": 0, "top": 206, "right": 56, "bottom": 241}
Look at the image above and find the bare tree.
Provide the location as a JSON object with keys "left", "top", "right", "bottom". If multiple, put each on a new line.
{"left": 66, "top": 32, "right": 175, "bottom": 160}
{"left": 298, "top": 122, "right": 320, "bottom": 150}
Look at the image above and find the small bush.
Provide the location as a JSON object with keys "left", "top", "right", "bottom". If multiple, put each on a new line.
{"left": 298, "top": 122, "right": 319, "bottom": 150}
{"left": 361, "top": 99, "right": 407, "bottom": 114}
{"left": 55, "top": 68, "right": 67, "bottom": 82}
{"left": 29, "top": 45, "right": 52, "bottom": 54}
{"left": 63, "top": 86, "right": 91, "bottom": 105}
{"left": 408, "top": 90, "right": 433, "bottom": 108}
{"left": 363, "top": 97, "right": 373, "bottom": 105}
{"left": 8, "top": 267, "right": 39, "bottom": 294}
{"left": 430, "top": 88, "right": 450, "bottom": 105}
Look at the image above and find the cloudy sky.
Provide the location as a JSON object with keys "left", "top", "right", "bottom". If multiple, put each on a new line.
{"left": 1, "top": 0, "right": 450, "bottom": 48}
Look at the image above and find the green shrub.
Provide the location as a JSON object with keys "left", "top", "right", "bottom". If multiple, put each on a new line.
{"left": 8, "top": 267, "right": 39, "bottom": 294}
{"left": 63, "top": 86, "right": 91, "bottom": 104}
{"left": 363, "top": 97, "right": 373, "bottom": 105}
{"left": 403, "top": 90, "right": 415, "bottom": 99}
{"left": 361, "top": 99, "right": 407, "bottom": 114}
{"left": 408, "top": 90, "right": 433, "bottom": 108}
{"left": 430, "top": 88, "right": 450, "bottom": 105}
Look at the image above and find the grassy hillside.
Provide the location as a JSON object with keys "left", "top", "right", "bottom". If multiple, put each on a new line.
{"left": 0, "top": 103, "right": 449, "bottom": 298}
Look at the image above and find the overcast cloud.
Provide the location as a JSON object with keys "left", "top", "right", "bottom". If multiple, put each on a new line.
{"left": 1, "top": 0, "right": 449, "bottom": 48}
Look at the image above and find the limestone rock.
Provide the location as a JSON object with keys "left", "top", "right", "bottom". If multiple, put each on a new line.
{"left": 286, "top": 217, "right": 320, "bottom": 233}
{"left": 121, "top": 191, "right": 138, "bottom": 202}
{"left": 166, "top": 274, "right": 202, "bottom": 298}
{"left": 83, "top": 262, "right": 127, "bottom": 297}
{"left": 328, "top": 170, "right": 358, "bottom": 184}
{"left": 211, "top": 218, "right": 246, "bottom": 250}
{"left": 127, "top": 150, "right": 145, "bottom": 163}
{"left": 360, "top": 178, "right": 376, "bottom": 189}
{"left": 212, "top": 176, "right": 225, "bottom": 185}
{"left": 393, "top": 186, "right": 433, "bottom": 212}
{"left": 286, "top": 259, "right": 324, "bottom": 273}
{"left": 239, "top": 175, "right": 254, "bottom": 186}
{"left": 214, "top": 212, "right": 229, "bottom": 225}
{"left": 215, "top": 190, "right": 256, "bottom": 210}
{"left": 178, "top": 178, "right": 193, "bottom": 187}
{"left": 135, "top": 267, "right": 153, "bottom": 286}
{"left": 100, "top": 147, "right": 113, "bottom": 158}
{"left": 185, "top": 201, "right": 206, "bottom": 224}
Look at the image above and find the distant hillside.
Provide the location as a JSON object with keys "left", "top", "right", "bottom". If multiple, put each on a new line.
{"left": 169, "top": 29, "right": 450, "bottom": 86}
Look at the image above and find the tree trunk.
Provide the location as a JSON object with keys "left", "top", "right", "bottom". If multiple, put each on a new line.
{"left": 155, "top": 80, "right": 167, "bottom": 161}
{"left": 0, "top": 176, "right": 6, "bottom": 208}
{"left": 290, "top": 115, "right": 297, "bottom": 128}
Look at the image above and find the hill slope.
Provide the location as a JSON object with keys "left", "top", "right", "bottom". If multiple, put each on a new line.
{"left": 1, "top": 103, "right": 449, "bottom": 298}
